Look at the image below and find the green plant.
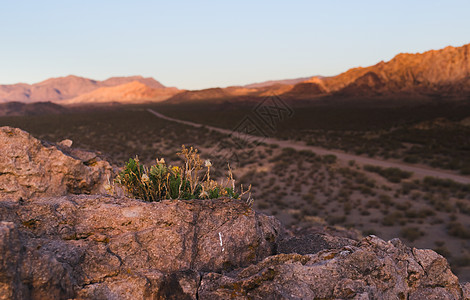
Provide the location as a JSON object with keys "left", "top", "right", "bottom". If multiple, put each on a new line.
{"left": 115, "top": 145, "right": 251, "bottom": 202}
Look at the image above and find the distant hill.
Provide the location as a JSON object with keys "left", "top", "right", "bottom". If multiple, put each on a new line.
{"left": 63, "top": 81, "right": 180, "bottom": 105}
{"left": 0, "top": 75, "right": 168, "bottom": 103}
{"left": 100, "top": 76, "right": 165, "bottom": 89}
{"left": 164, "top": 88, "right": 232, "bottom": 103}
{"left": 0, "top": 101, "right": 67, "bottom": 116}
{"left": 244, "top": 77, "right": 313, "bottom": 88}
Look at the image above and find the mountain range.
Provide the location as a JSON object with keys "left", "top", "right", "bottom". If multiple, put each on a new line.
{"left": 0, "top": 43, "right": 469, "bottom": 105}
{"left": 0, "top": 75, "right": 175, "bottom": 104}
{"left": 170, "top": 43, "right": 470, "bottom": 102}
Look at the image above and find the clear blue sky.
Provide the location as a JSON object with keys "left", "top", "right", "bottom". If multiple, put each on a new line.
{"left": 1, "top": 0, "right": 469, "bottom": 89}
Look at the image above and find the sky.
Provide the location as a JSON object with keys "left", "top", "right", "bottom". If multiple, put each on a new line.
{"left": 0, "top": 0, "right": 469, "bottom": 90}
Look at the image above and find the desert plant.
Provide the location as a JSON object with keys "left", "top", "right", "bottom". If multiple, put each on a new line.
{"left": 400, "top": 226, "right": 424, "bottom": 242}
{"left": 115, "top": 145, "right": 251, "bottom": 202}
{"left": 363, "top": 165, "right": 412, "bottom": 183}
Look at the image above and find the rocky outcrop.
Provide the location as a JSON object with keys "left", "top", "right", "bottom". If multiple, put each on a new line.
{"left": 0, "top": 126, "right": 113, "bottom": 201}
{"left": 0, "top": 195, "right": 281, "bottom": 299}
{"left": 200, "top": 236, "right": 464, "bottom": 299}
{"left": 1, "top": 193, "right": 468, "bottom": 299}
{"left": 1, "top": 127, "right": 469, "bottom": 299}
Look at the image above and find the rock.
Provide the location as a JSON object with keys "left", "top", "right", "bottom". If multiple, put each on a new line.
{"left": 0, "top": 126, "right": 113, "bottom": 201}
{"left": 199, "top": 236, "right": 465, "bottom": 299}
{"left": 76, "top": 269, "right": 201, "bottom": 300}
{"left": 0, "top": 222, "right": 25, "bottom": 300}
{"left": 278, "top": 232, "right": 357, "bottom": 255}
{"left": 0, "top": 221, "right": 74, "bottom": 300}
{"left": 278, "top": 225, "right": 359, "bottom": 255}
{"left": 0, "top": 195, "right": 468, "bottom": 300}
{"left": 0, "top": 195, "right": 281, "bottom": 299}
{"left": 58, "top": 139, "right": 73, "bottom": 148}
{"left": 462, "top": 282, "right": 470, "bottom": 299}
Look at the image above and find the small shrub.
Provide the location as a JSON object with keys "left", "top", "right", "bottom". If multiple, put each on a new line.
{"left": 452, "top": 255, "right": 470, "bottom": 266}
{"left": 322, "top": 154, "right": 337, "bottom": 164}
{"left": 382, "top": 211, "right": 403, "bottom": 226}
{"left": 363, "top": 165, "right": 413, "bottom": 183}
{"left": 379, "top": 194, "right": 393, "bottom": 206}
{"left": 365, "top": 200, "right": 380, "bottom": 209}
{"left": 434, "top": 247, "right": 452, "bottom": 258}
{"left": 326, "top": 215, "right": 346, "bottom": 225}
{"left": 456, "top": 201, "right": 470, "bottom": 215}
{"left": 400, "top": 227, "right": 424, "bottom": 242}
{"left": 447, "top": 221, "right": 470, "bottom": 239}
{"left": 116, "top": 145, "right": 251, "bottom": 202}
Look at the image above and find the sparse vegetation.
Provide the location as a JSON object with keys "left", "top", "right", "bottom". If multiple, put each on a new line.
{"left": 116, "top": 145, "right": 251, "bottom": 202}
{"left": 363, "top": 165, "right": 412, "bottom": 183}
{"left": 400, "top": 226, "right": 424, "bottom": 242}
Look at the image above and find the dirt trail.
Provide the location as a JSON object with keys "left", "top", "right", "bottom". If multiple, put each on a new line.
{"left": 147, "top": 108, "right": 470, "bottom": 184}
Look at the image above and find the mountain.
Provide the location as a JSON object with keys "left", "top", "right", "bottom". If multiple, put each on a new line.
{"left": 62, "top": 81, "right": 180, "bottom": 105}
{"left": 0, "top": 101, "right": 67, "bottom": 116}
{"left": 0, "top": 75, "right": 168, "bottom": 103}
{"left": 164, "top": 88, "right": 231, "bottom": 103}
{"left": 2, "top": 43, "right": 469, "bottom": 105}
{"left": 305, "top": 43, "right": 470, "bottom": 98}
{"left": 244, "top": 76, "right": 313, "bottom": 88}
{"left": 165, "top": 43, "right": 470, "bottom": 103}
{"left": 101, "top": 76, "right": 165, "bottom": 89}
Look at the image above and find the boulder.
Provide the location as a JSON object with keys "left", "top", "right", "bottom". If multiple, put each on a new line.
{"left": 199, "top": 236, "right": 464, "bottom": 299}
{"left": 0, "top": 126, "right": 113, "bottom": 201}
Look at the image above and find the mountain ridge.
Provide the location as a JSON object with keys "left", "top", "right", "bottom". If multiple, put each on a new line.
{"left": 164, "top": 42, "right": 470, "bottom": 103}
{"left": 1, "top": 43, "right": 469, "bottom": 105}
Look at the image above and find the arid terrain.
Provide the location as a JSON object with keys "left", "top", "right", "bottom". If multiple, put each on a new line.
{"left": 1, "top": 42, "right": 469, "bottom": 283}
{"left": 1, "top": 99, "right": 470, "bottom": 282}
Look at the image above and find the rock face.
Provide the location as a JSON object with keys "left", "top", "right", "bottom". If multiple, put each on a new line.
{"left": 200, "top": 236, "right": 464, "bottom": 299}
{"left": 0, "top": 126, "right": 113, "bottom": 201}
{"left": 0, "top": 195, "right": 282, "bottom": 299}
{"left": 1, "top": 127, "right": 469, "bottom": 299}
